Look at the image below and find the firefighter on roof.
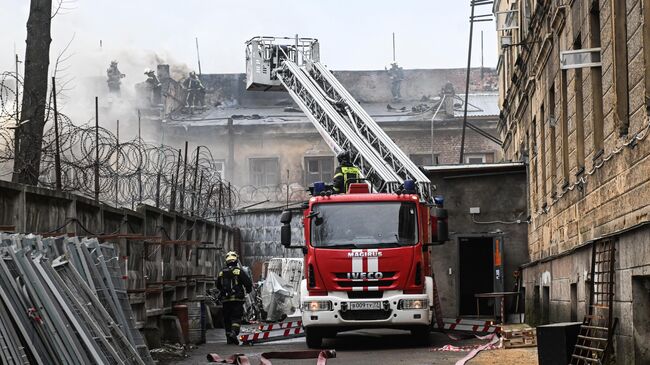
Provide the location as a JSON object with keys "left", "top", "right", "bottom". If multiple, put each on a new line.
{"left": 332, "top": 150, "right": 361, "bottom": 194}
{"left": 217, "top": 251, "right": 252, "bottom": 345}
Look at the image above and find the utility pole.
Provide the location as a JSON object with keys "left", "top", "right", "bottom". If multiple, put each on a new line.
{"left": 14, "top": 54, "right": 20, "bottom": 125}
{"left": 180, "top": 141, "right": 188, "bottom": 213}
{"left": 52, "top": 76, "right": 61, "bottom": 191}
{"left": 94, "top": 97, "right": 100, "bottom": 201}
{"left": 195, "top": 37, "right": 202, "bottom": 75}
{"left": 115, "top": 119, "right": 120, "bottom": 208}
{"left": 481, "top": 31, "right": 483, "bottom": 81}
{"left": 392, "top": 32, "right": 396, "bottom": 62}
{"left": 459, "top": 1, "right": 494, "bottom": 164}
{"left": 286, "top": 169, "right": 290, "bottom": 209}
{"left": 13, "top": 54, "right": 21, "bottom": 162}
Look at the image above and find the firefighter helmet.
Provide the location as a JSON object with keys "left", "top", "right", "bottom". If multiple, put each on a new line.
{"left": 337, "top": 150, "right": 352, "bottom": 164}
{"left": 225, "top": 251, "right": 239, "bottom": 265}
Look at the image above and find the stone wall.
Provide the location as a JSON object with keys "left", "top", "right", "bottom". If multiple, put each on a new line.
{"left": 520, "top": 225, "right": 650, "bottom": 364}
{"left": 496, "top": 0, "right": 650, "bottom": 260}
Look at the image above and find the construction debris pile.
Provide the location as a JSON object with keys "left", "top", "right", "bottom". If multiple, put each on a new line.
{"left": 0, "top": 234, "right": 154, "bottom": 364}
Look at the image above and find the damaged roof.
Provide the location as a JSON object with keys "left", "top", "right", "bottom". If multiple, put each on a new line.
{"left": 166, "top": 93, "right": 499, "bottom": 127}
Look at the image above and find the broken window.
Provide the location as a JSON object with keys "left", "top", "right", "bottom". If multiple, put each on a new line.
{"left": 496, "top": 10, "right": 519, "bottom": 31}
{"left": 249, "top": 158, "right": 279, "bottom": 186}
{"left": 304, "top": 156, "right": 334, "bottom": 186}
{"left": 214, "top": 160, "right": 225, "bottom": 179}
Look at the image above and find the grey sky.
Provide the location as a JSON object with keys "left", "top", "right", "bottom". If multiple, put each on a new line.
{"left": 1, "top": 0, "right": 498, "bottom": 76}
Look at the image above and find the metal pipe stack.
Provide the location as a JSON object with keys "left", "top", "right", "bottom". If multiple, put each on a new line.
{"left": 0, "top": 234, "right": 155, "bottom": 365}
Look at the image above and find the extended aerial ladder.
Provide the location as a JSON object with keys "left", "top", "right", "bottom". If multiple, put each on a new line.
{"left": 245, "top": 36, "right": 433, "bottom": 203}
{"left": 246, "top": 36, "right": 448, "bottom": 331}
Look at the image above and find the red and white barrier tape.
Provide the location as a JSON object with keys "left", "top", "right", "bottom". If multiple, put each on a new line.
{"left": 239, "top": 326, "right": 304, "bottom": 344}
{"left": 257, "top": 320, "right": 302, "bottom": 332}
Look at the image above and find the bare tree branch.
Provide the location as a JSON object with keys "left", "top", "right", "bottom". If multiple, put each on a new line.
{"left": 51, "top": 0, "right": 77, "bottom": 19}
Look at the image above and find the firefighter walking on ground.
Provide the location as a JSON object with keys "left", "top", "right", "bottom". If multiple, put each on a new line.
{"left": 332, "top": 150, "right": 361, "bottom": 194}
{"left": 217, "top": 251, "right": 252, "bottom": 345}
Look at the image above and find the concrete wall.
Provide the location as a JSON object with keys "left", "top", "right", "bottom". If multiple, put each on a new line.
{"left": 520, "top": 225, "right": 650, "bottom": 364}
{"left": 0, "top": 179, "right": 240, "bottom": 346}
{"left": 233, "top": 208, "right": 304, "bottom": 280}
{"left": 0, "top": 180, "right": 237, "bottom": 247}
{"left": 426, "top": 164, "right": 530, "bottom": 318}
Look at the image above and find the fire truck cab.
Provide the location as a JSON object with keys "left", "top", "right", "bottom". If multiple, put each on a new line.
{"left": 281, "top": 183, "right": 447, "bottom": 348}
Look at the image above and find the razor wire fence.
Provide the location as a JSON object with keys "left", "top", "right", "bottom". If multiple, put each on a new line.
{"left": 0, "top": 71, "right": 241, "bottom": 219}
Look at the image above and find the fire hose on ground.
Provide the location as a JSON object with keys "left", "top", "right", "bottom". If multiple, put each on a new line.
{"left": 207, "top": 350, "right": 336, "bottom": 365}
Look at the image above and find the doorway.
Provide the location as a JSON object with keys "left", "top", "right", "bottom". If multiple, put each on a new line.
{"left": 633, "top": 275, "right": 650, "bottom": 364}
{"left": 458, "top": 236, "right": 495, "bottom": 316}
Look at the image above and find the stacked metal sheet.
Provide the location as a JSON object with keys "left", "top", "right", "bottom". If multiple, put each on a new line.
{"left": 0, "top": 234, "right": 154, "bottom": 365}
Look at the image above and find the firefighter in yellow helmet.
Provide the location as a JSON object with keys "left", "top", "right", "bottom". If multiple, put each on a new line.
{"left": 217, "top": 251, "right": 252, "bottom": 344}
{"left": 332, "top": 150, "right": 361, "bottom": 194}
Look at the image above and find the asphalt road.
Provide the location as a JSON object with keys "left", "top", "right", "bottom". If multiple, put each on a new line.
{"left": 167, "top": 328, "right": 490, "bottom": 365}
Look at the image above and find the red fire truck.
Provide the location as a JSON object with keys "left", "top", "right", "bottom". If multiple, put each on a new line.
{"left": 246, "top": 36, "right": 448, "bottom": 348}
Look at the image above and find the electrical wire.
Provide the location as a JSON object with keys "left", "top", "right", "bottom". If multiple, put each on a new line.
{"left": 536, "top": 116, "right": 650, "bottom": 216}
{"left": 471, "top": 213, "right": 528, "bottom": 225}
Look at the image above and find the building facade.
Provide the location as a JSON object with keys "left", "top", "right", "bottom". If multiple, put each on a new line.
{"left": 158, "top": 68, "right": 502, "bottom": 207}
{"left": 494, "top": 0, "right": 650, "bottom": 362}
{"left": 426, "top": 163, "right": 529, "bottom": 320}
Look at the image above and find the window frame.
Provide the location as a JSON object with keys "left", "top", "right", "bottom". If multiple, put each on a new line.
{"left": 409, "top": 153, "right": 439, "bottom": 166}
{"left": 304, "top": 156, "right": 335, "bottom": 186}
{"left": 463, "top": 153, "right": 490, "bottom": 164}
{"left": 559, "top": 47, "right": 602, "bottom": 69}
{"left": 249, "top": 157, "right": 280, "bottom": 186}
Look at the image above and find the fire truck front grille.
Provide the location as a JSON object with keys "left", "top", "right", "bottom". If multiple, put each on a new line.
{"left": 334, "top": 272, "right": 396, "bottom": 279}
{"left": 337, "top": 280, "right": 394, "bottom": 288}
{"left": 339, "top": 310, "right": 392, "bottom": 321}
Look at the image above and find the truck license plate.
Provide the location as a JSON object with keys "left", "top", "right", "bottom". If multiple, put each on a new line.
{"left": 349, "top": 301, "right": 381, "bottom": 310}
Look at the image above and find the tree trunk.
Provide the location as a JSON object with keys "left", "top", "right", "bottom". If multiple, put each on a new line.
{"left": 12, "top": 0, "right": 52, "bottom": 185}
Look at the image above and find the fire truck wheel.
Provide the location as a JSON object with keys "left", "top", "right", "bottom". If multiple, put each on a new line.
{"left": 305, "top": 327, "right": 323, "bottom": 348}
{"left": 410, "top": 326, "right": 431, "bottom": 345}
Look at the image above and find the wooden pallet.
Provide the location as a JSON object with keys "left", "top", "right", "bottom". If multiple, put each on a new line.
{"left": 504, "top": 334, "right": 537, "bottom": 348}
{"left": 502, "top": 327, "right": 536, "bottom": 339}
{"left": 502, "top": 325, "right": 537, "bottom": 349}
